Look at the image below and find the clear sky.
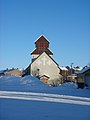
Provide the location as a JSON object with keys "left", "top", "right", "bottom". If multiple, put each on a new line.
{"left": 0, "top": 0, "right": 90, "bottom": 70}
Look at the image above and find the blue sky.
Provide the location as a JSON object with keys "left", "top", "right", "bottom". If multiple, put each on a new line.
{"left": 0, "top": 0, "right": 90, "bottom": 70}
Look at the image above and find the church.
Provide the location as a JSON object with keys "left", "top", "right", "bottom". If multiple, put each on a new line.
{"left": 25, "top": 35, "right": 62, "bottom": 85}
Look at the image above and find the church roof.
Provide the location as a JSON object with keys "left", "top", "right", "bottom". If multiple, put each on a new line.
{"left": 35, "top": 34, "right": 49, "bottom": 44}
{"left": 31, "top": 48, "right": 53, "bottom": 55}
{"left": 77, "top": 67, "right": 90, "bottom": 74}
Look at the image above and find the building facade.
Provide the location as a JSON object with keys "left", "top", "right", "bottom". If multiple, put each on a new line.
{"left": 77, "top": 67, "right": 90, "bottom": 88}
{"left": 29, "top": 35, "right": 62, "bottom": 85}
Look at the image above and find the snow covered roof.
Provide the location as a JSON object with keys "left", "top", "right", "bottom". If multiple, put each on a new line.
{"left": 77, "top": 67, "right": 90, "bottom": 74}
{"left": 40, "top": 74, "right": 50, "bottom": 78}
{"left": 0, "top": 68, "right": 22, "bottom": 74}
{"left": 34, "top": 34, "right": 50, "bottom": 43}
{"left": 0, "top": 69, "right": 11, "bottom": 74}
{"left": 60, "top": 67, "right": 68, "bottom": 71}
{"left": 74, "top": 67, "right": 82, "bottom": 71}
{"left": 0, "top": 70, "right": 5, "bottom": 74}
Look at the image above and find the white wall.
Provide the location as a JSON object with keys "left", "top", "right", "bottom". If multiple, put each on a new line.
{"left": 31, "top": 52, "right": 61, "bottom": 81}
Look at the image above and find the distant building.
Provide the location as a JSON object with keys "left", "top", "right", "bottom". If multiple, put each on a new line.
{"left": 5, "top": 69, "right": 22, "bottom": 77}
{"left": 60, "top": 67, "right": 68, "bottom": 82}
{"left": 0, "top": 69, "right": 13, "bottom": 76}
{"left": 25, "top": 35, "right": 62, "bottom": 85}
{"left": 0, "top": 68, "right": 23, "bottom": 77}
{"left": 0, "top": 70, "right": 5, "bottom": 76}
{"left": 77, "top": 67, "right": 90, "bottom": 88}
{"left": 65, "top": 66, "right": 82, "bottom": 82}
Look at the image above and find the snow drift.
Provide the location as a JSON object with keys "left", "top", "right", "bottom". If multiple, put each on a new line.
{"left": 0, "top": 75, "right": 47, "bottom": 92}
{"left": 0, "top": 75, "right": 90, "bottom": 97}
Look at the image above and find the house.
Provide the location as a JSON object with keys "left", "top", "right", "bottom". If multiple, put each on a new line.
{"left": 5, "top": 68, "right": 23, "bottom": 77}
{"left": 65, "top": 66, "right": 78, "bottom": 82}
{"left": 40, "top": 75, "right": 50, "bottom": 84}
{"left": 60, "top": 67, "right": 68, "bottom": 82}
{"left": 25, "top": 35, "right": 62, "bottom": 85}
{"left": 0, "top": 70, "right": 6, "bottom": 76}
{"left": 0, "top": 69, "right": 12, "bottom": 76}
{"left": 77, "top": 67, "right": 90, "bottom": 88}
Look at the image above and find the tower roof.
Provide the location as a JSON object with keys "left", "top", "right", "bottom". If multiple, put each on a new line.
{"left": 35, "top": 34, "right": 49, "bottom": 44}
{"left": 31, "top": 48, "right": 53, "bottom": 55}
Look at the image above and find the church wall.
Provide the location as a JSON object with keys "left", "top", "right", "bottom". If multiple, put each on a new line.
{"left": 30, "top": 52, "right": 61, "bottom": 81}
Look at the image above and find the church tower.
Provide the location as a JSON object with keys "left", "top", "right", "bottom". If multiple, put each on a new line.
{"left": 31, "top": 35, "right": 53, "bottom": 60}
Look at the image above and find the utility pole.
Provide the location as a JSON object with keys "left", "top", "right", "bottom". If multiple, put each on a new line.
{"left": 71, "top": 63, "right": 74, "bottom": 81}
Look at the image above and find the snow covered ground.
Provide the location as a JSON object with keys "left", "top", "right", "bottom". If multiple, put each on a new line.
{"left": 0, "top": 91, "right": 90, "bottom": 105}
{"left": 0, "top": 75, "right": 90, "bottom": 120}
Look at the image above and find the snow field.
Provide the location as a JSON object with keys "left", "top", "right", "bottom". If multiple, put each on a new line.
{"left": 0, "top": 75, "right": 90, "bottom": 120}
{"left": 0, "top": 91, "right": 90, "bottom": 105}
